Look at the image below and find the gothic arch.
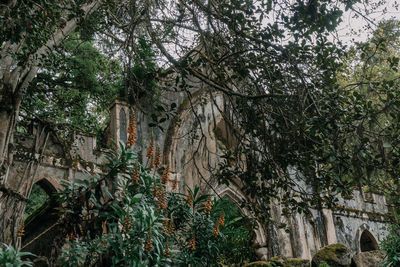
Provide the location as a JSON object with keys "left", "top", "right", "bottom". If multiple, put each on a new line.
{"left": 163, "top": 89, "right": 227, "bottom": 192}
{"left": 359, "top": 229, "right": 379, "bottom": 252}
{"left": 214, "top": 184, "right": 267, "bottom": 247}
{"left": 33, "top": 175, "right": 62, "bottom": 193}
{"left": 34, "top": 178, "right": 58, "bottom": 198}
{"left": 163, "top": 88, "right": 266, "bottom": 249}
{"left": 22, "top": 178, "right": 61, "bottom": 256}
{"left": 355, "top": 224, "right": 379, "bottom": 253}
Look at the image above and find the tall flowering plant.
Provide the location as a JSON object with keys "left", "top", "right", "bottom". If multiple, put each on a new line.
{"left": 57, "top": 115, "right": 226, "bottom": 266}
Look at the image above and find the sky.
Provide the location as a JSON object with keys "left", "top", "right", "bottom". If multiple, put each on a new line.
{"left": 337, "top": 0, "right": 400, "bottom": 44}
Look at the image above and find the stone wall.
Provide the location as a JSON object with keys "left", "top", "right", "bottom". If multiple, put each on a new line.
{"left": 333, "top": 191, "right": 388, "bottom": 254}
{"left": 130, "top": 73, "right": 391, "bottom": 261}
{"left": 12, "top": 81, "right": 390, "bottom": 261}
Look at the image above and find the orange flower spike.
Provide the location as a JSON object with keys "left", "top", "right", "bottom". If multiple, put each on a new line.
{"left": 65, "top": 235, "right": 70, "bottom": 248}
{"left": 169, "top": 221, "right": 175, "bottom": 235}
{"left": 161, "top": 165, "right": 170, "bottom": 184}
{"left": 189, "top": 234, "right": 196, "bottom": 251}
{"left": 132, "top": 164, "right": 140, "bottom": 184}
{"left": 212, "top": 225, "right": 220, "bottom": 236}
{"left": 151, "top": 155, "right": 155, "bottom": 169}
{"left": 124, "top": 214, "right": 131, "bottom": 231}
{"left": 17, "top": 223, "right": 24, "bottom": 239}
{"left": 218, "top": 212, "right": 225, "bottom": 226}
{"left": 146, "top": 136, "right": 155, "bottom": 158}
{"left": 186, "top": 193, "right": 193, "bottom": 207}
{"left": 127, "top": 110, "right": 136, "bottom": 147}
{"left": 102, "top": 221, "right": 107, "bottom": 234}
{"left": 204, "top": 197, "right": 212, "bottom": 212}
{"left": 160, "top": 190, "right": 167, "bottom": 210}
{"left": 172, "top": 179, "right": 178, "bottom": 190}
{"left": 155, "top": 145, "right": 162, "bottom": 166}
{"left": 164, "top": 243, "right": 170, "bottom": 257}
{"left": 162, "top": 215, "right": 169, "bottom": 232}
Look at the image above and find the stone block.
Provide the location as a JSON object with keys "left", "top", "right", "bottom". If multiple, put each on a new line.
{"left": 243, "top": 261, "right": 271, "bottom": 267}
{"left": 312, "top": 243, "right": 352, "bottom": 267}
{"left": 352, "top": 250, "right": 385, "bottom": 267}
{"left": 270, "top": 255, "right": 310, "bottom": 266}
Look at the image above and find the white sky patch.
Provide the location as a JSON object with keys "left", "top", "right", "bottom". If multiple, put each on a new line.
{"left": 336, "top": 0, "right": 400, "bottom": 45}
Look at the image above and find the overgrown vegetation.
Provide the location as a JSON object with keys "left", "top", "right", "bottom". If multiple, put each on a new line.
{"left": 381, "top": 221, "right": 400, "bottom": 266}
{"left": 0, "top": 243, "right": 34, "bottom": 267}
{"left": 24, "top": 184, "right": 49, "bottom": 219}
{"left": 54, "top": 140, "right": 255, "bottom": 266}
{"left": 212, "top": 197, "right": 257, "bottom": 265}
{"left": 1, "top": 0, "right": 400, "bottom": 263}
{"left": 22, "top": 34, "right": 122, "bottom": 139}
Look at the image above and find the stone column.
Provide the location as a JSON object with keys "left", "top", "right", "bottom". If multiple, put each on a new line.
{"left": 108, "top": 99, "right": 130, "bottom": 148}
{"left": 322, "top": 208, "right": 337, "bottom": 244}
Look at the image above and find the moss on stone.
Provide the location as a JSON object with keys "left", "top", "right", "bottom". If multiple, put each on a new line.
{"left": 286, "top": 258, "right": 310, "bottom": 266}
{"left": 243, "top": 261, "right": 272, "bottom": 267}
{"left": 269, "top": 256, "right": 310, "bottom": 266}
{"left": 312, "top": 243, "right": 351, "bottom": 267}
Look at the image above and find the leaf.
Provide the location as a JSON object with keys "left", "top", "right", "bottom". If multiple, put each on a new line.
{"left": 383, "top": 142, "right": 392, "bottom": 148}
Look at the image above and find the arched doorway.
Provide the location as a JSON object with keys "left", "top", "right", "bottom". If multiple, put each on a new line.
{"left": 360, "top": 230, "right": 379, "bottom": 252}
{"left": 22, "top": 179, "right": 60, "bottom": 257}
{"left": 24, "top": 179, "right": 57, "bottom": 219}
{"left": 212, "top": 196, "right": 258, "bottom": 265}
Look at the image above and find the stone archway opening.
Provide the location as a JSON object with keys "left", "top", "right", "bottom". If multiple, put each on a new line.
{"left": 24, "top": 179, "right": 56, "bottom": 220}
{"left": 213, "top": 196, "right": 258, "bottom": 265}
{"left": 22, "top": 179, "right": 60, "bottom": 256}
{"left": 360, "top": 230, "right": 379, "bottom": 252}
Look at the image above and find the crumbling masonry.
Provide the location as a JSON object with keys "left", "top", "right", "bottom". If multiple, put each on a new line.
{"left": 7, "top": 90, "right": 390, "bottom": 262}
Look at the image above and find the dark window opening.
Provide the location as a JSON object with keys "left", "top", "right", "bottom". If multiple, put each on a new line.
{"left": 120, "top": 108, "right": 127, "bottom": 144}
{"left": 360, "top": 230, "right": 378, "bottom": 252}
{"left": 24, "top": 184, "right": 50, "bottom": 219}
{"left": 22, "top": 180, "right": 59, "bottom": 257}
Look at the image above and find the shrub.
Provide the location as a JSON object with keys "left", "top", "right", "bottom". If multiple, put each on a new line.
{"left": 57, "top": 143, "right": 227, "bottom": 266}
{"left": 0, "top": 243, "right": 34, "bottom": 267}
{"left": 381, "top": 222, "right": 400, "bottom": 267}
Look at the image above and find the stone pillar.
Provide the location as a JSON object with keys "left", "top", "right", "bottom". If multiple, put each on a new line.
{"left": 322, "top": 208, "right": 337, "bottom": 244}
{"left": 108, "top": 99, "right": 130, "bottom": 148}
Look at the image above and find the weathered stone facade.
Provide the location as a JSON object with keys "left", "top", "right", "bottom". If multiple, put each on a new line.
{"left": 130, "top": 72, "right": 390, "bottom": 261}
{"left": 10, "top": 79, "right": 390, "bottom": 263}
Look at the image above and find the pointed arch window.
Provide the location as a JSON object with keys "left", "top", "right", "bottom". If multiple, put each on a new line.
{"left": 360, "top": 230, "right": 379, "bottom": 252}
{"left": 120, "top": 108, "right": 127, "bottom": 144}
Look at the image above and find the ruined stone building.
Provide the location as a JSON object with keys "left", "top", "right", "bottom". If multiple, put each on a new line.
{"left": 7, "top": 72, "right": 390, "bottom": 263}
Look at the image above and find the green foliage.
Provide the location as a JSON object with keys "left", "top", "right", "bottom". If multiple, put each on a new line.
{"left": 57, "top": 143, "right": 242, "bottom": 266}
{"left": 336, "top": 19, "right": 400, "bottom": 208}
{"left": 126, "top": 38, "right": 159, "bottom": 99}
{"left": 312, "top": 243, "right": 350, "bottom": 267}
{"left": 318, "top": 262, "right": 330, "bottom": 267}
{"left": 381, "top": 222, "right": 400, "bottom": 266}
{"left": 0, "top": 243, "right": 35, "bottom": 267}
{"left": 212, "top": 197, "right": 257, "bottom": 265}
{"left": 24, "top": 184, "right": 49, "bottom": 219}
{"left": 23, "top": 34, "right": 122, "bottom": 134}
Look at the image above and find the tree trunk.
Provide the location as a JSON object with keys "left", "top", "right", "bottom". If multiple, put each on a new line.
{"left": 0, "top": 189, "right": 27, "bottom": 247}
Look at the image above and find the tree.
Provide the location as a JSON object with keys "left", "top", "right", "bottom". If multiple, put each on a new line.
{"left": 103, "top": 0, "right": 369, "bottom": 222}
{"left": 337, "top": 19, "right": 400, "bottom": 212}
{"left": 2, "top": 0, "right": 399, "bottom": 247}
{"left": 0, "top": 0, "right": 102, "bottom": 246}
{"left": 23, "top": 35, "right": 122, "bottom": 134}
